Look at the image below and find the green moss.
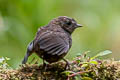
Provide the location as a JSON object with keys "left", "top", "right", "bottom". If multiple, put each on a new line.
{"left": 0, "top": 51, "right": 120, "bottom": 80}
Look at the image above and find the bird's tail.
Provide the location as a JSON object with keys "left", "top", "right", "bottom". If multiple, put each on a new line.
{"left": 22, "top": 51, "right": 30, "bottom": 64}
{"left": 22, "top": 41, "right": 34, "bottom": 64}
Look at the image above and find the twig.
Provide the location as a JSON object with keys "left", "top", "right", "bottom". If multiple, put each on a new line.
{"left": 67, "top": 70, "right": 91, "bottom": 80}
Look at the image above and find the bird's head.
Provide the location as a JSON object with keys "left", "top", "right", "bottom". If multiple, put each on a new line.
{"left": 54, "top": 16, "right": 83, "bottom": 34}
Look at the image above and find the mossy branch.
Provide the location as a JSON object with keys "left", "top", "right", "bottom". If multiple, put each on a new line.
{"left": 0, "top": 51, "right": 120, "bottom": 80}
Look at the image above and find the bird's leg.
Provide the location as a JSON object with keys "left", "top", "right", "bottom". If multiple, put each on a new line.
{"left": 41, "top": 58, "right": 47, "bottom": 71}
{"left": 63, "top": 58, "right": 70, "bottom": 70}
{"left": 43, "top": 59, "right": 46, "bottom": 67}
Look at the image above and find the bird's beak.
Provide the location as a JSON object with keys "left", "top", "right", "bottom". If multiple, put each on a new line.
{"left": 76, "top": 24, "right": 83, "bottom": 27}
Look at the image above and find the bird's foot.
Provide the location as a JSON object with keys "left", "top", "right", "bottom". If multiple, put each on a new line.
{"left": 63, "top": 58, "right": 71, "bottom": 70}
{"left": 41, "top": 60, "right": 48, "bottom": 71}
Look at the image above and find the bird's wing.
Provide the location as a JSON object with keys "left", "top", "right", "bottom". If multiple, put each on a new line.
{"left": 36, "top": 31, "right": 70, "bottom": 56}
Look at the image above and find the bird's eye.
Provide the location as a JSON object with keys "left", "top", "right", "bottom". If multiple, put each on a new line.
{"left": 66, "top": 21, "right": 72, "bottom": 25}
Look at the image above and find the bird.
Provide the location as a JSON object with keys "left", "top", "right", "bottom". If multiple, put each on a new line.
{"left": 22, "top": 16, "right": 83, "bottom": 68}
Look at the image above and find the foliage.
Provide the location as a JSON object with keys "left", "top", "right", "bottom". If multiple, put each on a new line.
{"left": 0, "top": 57, "right": 10, "bottom": 69}
{"left": 0, "top": 50, "right": 120, "bottom": 80}
{"left": 66, "top": 50, "right": 120, "bottom": 80}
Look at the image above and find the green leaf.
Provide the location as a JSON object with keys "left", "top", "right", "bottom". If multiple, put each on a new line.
{"left": 0, "top": 57, "right": 5, "bottom": 63}
{"left": 91, "top": 50, "right": 112, "bottom": 60}
{"left": 96, "top": 50, "right": 112, "bottom": 57}
{"left": 89, "top": 60, "right": 98, "bottom": 65}
{"left": 5, "top": 57, "right": 10, "bottom": 60}
{"left": 76, "top": 53, "right": 82, "bottom": 57}
{"left": 81, "top": 64, "right": 88, "bottom": 68}
{"left": 75, "top": 75, "right": 82, "bottom": 80}
{"left": 82, "top": 77, "right": 93, "bottom": 80}
{"left": 62, "top": 71, "right": 75, "bottom": 76}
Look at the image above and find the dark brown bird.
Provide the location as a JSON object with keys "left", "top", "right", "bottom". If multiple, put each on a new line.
{"left": 22, "top": 16, "right": 82, "bottom": 66}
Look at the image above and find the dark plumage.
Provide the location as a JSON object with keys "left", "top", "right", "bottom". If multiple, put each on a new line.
{"left": 22, "top": 16, "right": 82, "bottom": 66}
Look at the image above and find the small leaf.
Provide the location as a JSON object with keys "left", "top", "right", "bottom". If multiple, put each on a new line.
{"left": 97, "top": 50, "right": 112, "bottom": 57}
{"left": 76, "top": 59, "right": 81, "bottom": 63}
{"left": 76, "top": 53, "right": 82, "bottom": 57}
{"left": 0, "top": 57, "right": 5, "bottom": 63}
{"left": 62, "top": 71, "right": 75, "bottom": 76}
{"left": 81, "top": 64, "right": 88, "bottom": 68}
{"left": 75, "top": 75, "right": 82, "bottom": 80}
{"left": 82, "top": 77, "right": 93, "bottom": 80}
{"left": 91, "top": 50, "right": 112, "bottom": 60}
{"left": 5, "top": 57, "right": 10, "bottom": 60}
{"left": 89, "top": 60, "right": 98, "bottom": 65}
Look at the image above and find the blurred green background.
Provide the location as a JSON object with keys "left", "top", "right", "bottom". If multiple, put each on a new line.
{"left": 0, "top": 0, "right": 120, "bottom": 68}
